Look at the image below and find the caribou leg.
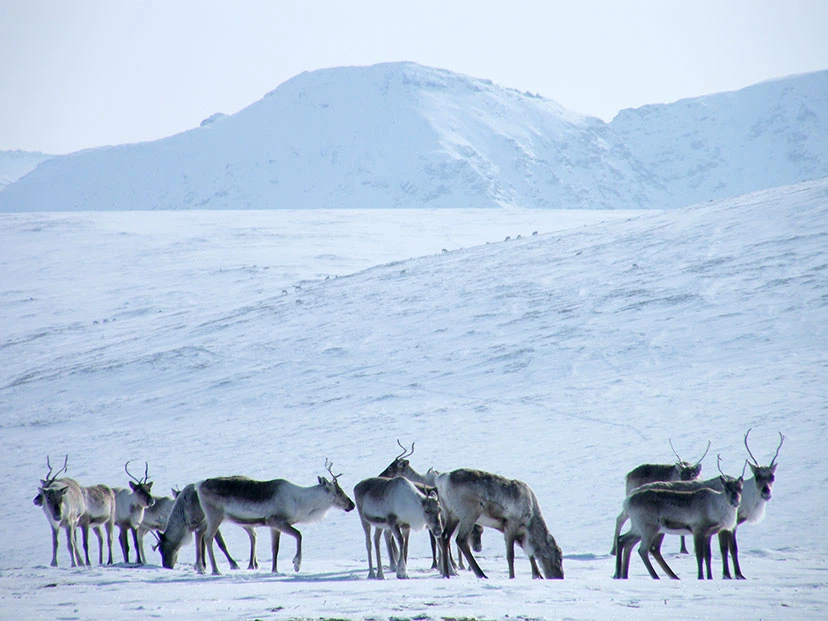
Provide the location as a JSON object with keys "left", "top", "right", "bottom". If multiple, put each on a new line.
{"left": 80, "top": 524, "right": 92, "bottom": 566}
{"left": 373, "top": 527, "right": 385, "bottom": 580}
{"left": 455, "top": 522, "right": 487, "bottom": 579}
{"left": 131, "top": 527, "right": 143, "bottom": 564}
{"left": 50, "top": 526, "right": 59, "bottom": 567}
{"left": 245, "top": 527, "right": 257, "bottom": 570}
{"left": 118, "top": 525, "right": 130, "bottom": 563}
{"left": 649, "top": 534, "right": 680, "bottom": 580}
{"left": 270, "top": 529, "right": 281, "bottom": 573}
{"left": 213, "top": 529, "right": 239, "bottom": 570}
{"left": 265, "top": 518, "right": 302, "bottom": 572}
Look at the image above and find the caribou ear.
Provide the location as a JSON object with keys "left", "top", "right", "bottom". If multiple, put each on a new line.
{"left": 771, "top": 463, "right": 778, "bottom": 474}
{"left": 171, "top": 487, "right": 179, "bottom": 498}
{"left": 34, "top": 494, "right": 43, "bottom": 506}
{"left": 426, "top": 486, "right": 439, "bottom": 498}
{"left": 129, "top": 481, "right": 138, "bottom": 491}
{"left": 147, "top": 482, "right": 154, "bottom": 490}
{"left": 318, "top": 476, "right": 325, "bottom": 485}
{"left": 59, "top": 486, "right": 69, "bottom": 497}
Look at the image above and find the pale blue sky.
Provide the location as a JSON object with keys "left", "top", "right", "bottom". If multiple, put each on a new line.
{"left": 2, "top": 0, "right": 827, "bottom": 154}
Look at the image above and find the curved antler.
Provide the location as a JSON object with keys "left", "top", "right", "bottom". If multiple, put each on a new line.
{"left": 770, "top": 432, "right": 785, "bottom": 467}
{"left": 744, "top": 428, "right": 760, "bottom": 466}
{"left": 42, "top": 455, "right": 68, "bottom": 487}
{"left": 716, "top": 453, "right": 725, "bottom": 476}
{"left": 668, "top": 438, "right": 683, "bottom": 462}
{"left": 124, "top": 460, "right": 141, "bottom": 484}
{"left": 324, "top": 458, "right": 342, "bottom": 481}
{"left": 695, "top": 440, "right": 711, "bottom": 465}
{"left": 395, "top": 439, "right": 415, "bottom": 461}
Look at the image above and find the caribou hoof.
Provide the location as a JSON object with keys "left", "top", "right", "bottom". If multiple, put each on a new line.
{"left": 293, "top": 557, "right": 301, "bottom": 572}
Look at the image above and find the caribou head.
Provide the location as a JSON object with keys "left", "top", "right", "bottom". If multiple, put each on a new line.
{"left": 319, "top": 459, "right": 355, "bottom": 512}
{"left": 669, "top": 439, "right": 710, "bottom": 480}
{"left": 125, "top": 460, "right": 155, "bottom": 508}
{"left": 34, "top": 455, "right": 69, "bottom": 518}
{"left": 744, "top": 429, "right": 784, "bottom": 500}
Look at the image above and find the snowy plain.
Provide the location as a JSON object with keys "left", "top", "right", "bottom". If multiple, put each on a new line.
{"left": 1, "top": 180, "right": 827, "bottom": 620}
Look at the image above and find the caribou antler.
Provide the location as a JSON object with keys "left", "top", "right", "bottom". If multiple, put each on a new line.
{"left": 395, "top": 439, "right": 415, "bottom": 461}
{"left": 744, "top": 428, "right": 760, "bottom": 466}
{"left": 125, "top": 460, "right": 150, "bottom": 484}
{"left": 668, "top": 438, "right": 683, "bottom": 462}
{"left": 695, "top": 440, "right": 711, "bottom": 465}
{"left": 771, "top": 432, "right": 785, "bottom": 467}
{"left": 325, "top": 458, "right": 342, "bottom": 481}
{"left": 41, "top": 454, "right": 68, "bottom": 487}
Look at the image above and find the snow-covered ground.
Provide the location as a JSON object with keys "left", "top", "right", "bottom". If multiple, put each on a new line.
{"left": 1, "top": 180, "right": 827, "bottom": 619}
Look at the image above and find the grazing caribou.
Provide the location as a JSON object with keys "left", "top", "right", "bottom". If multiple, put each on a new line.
{"left": 136, "top": 491, "right": 176, "bottom": 566}
{"left": 156, "top": 483, "right": 249, "bottom": 571}
{"left": 615, "top": 461, "right": 744, "bottom": 580}
{"left": 354, "top": 475, "right": 443, "bottom": 579}
{"left": 33, "top": 455, "right": 86, "bottom": 567}
{"left": 434, "top": 468, "right": 564, "bottom": 580}
{"left": 612, "top": 440, "right": 710, "bottom": 555}
{"left": 113, "top": 461, "right": 155, "bottom": 564}
{"left": 718, "top": 429, "right": 784, "bottom": 579}
{"left": 78, "top": 483, "right": 116, "bottom": 565}
{"left": 196, "top": 460, "right": 355, "bottom": 575}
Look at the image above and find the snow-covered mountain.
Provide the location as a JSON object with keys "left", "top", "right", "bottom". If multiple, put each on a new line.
{"left": 0, "top": 150, "right": 52, "bottom": 190}
{"left": 1, "top": 63, "right": 825, "bottom": 213}
{"left": 612, "top": 70, "right": 828, "bottom": 207}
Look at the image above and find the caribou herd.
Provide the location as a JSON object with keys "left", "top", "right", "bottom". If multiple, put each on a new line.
{"left": 33, "top": 431, "right": 783, "bottom": 581}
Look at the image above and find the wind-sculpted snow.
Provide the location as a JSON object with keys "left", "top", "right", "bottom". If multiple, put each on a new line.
{"left": 0, "top": 181, "right": 826, "bottom": 619}
{"left": 3, "top": 64, "right": 825, "bottom": 213}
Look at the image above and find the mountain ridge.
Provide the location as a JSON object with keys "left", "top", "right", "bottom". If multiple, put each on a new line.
{"left": 1, "top": 63, "right": 825, "bottom": 211}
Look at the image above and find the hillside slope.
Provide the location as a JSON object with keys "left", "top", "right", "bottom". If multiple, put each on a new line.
{"left": 0, "top": 180, "right": 826, "bottom": 618}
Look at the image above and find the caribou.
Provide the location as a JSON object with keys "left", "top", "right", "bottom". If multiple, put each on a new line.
{"left": 33, "top": 455, "right": 86, "bottom": 567}
{"left": 614, "top": 460, "right": 744, "bottom": 580}
{"left": 113, "top": 461, "right": 155, "bottom": 564}
{"left": 379, "top": 441, "right": 483, "bottom": 573}
{"left": 136, "top": 491, "right": 176, "bottom": 567}
{"left": 78, "top": 483, "right": 116, "bottom": 565}
{"left": 195, "top": 460, "right": 355, "bottom": 575}
{"left": 611, "top": 439, "right": 710, "bottom": 555}
{"left": 354, "top": 475, "right": 443, "bottom": 579}
{"left": 718, "top": 429, "right": 784, "bottom": 579}
{"left": 433, "top": 468, "right": 564, "bottom": 580}
{"left": 156, "top": 483, "right": 250, "bottom": 572}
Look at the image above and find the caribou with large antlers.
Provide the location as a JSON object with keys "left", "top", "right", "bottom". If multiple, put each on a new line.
{"left": 718, "top": 429, "right": 784, "bottom": 579}
{"left": 33, "top": 455, "right": 86, "bottom": 567}
{"left": 354, "top": 475, "right": 443, "bottom": 579}
{"left": 113, "top": 461, "right": 155, "bottom": 564}
{"left": 434, "top": 468, "right": 564, "bottom": 580}
{"left": 611, "top": 440, "right": 711, "bottom": 555}
{"left": 615, "top": 460, "right": 744, "bottom": 580}
{"left": 196, "top": 460, "right": 355, "bottom": 575}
